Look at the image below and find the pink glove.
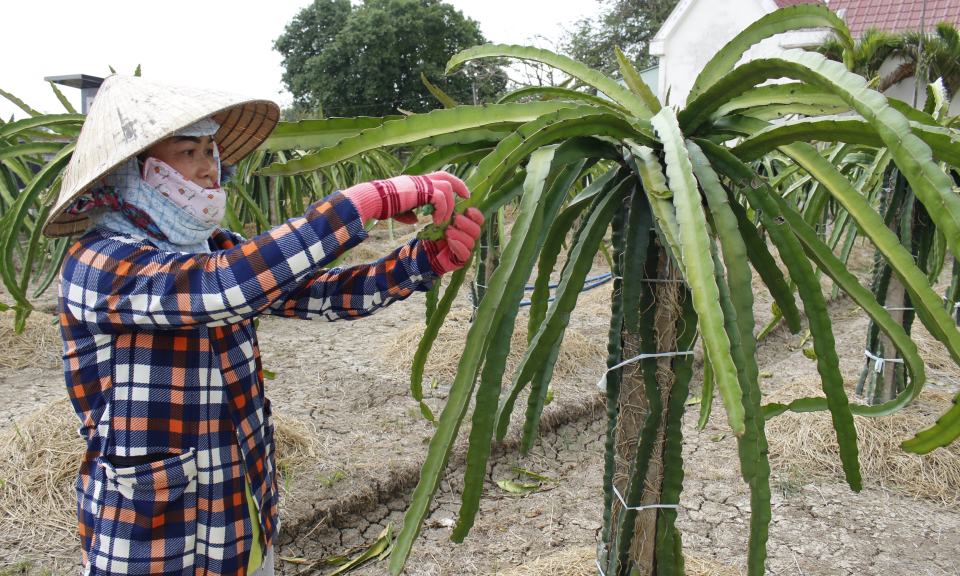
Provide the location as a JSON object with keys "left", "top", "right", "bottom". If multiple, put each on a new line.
{"left": 424, "top": 207, "right": 484, "bottom": 275}
{"left": 341, "top": 172, "right": 470, "bottom": 225}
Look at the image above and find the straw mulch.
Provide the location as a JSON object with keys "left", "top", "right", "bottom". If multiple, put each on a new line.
{"left": 683, "top": 555, "right": 746, "bottom": 576}
{"left": 572, "top": 277, "right": 616, "bottom": 320}
{"left": 0, "top": 396, "right": 82, "bottom": 563}
{"left": 382, "top": 309, "right": 607, "bottom": 384}
{"left": 764, "top": 378, "right": 960, "bottom": 505}
{"left": 338, "top": 222, "right": 424, "bottom": 268}
{"left": 338, "top": 235, "right": 411, "bottom": 268}
{"left": 490, "top": 546, "right": 743, "bottom": 576}
{"left": 0, "top": 310, "right": 62, "bottom": 374}
{"left": 0, "top": 396, "right": 319, "bottom": 563}
{"left": 274, "top": 411, "right": 320, "bottom": 470}
{"left": 910, "top": 321, "right": 960, "bottom": 384}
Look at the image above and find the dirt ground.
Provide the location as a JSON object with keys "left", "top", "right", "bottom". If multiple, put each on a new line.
{"left": 1, "top": 226, "right": 958, "bottom": 576}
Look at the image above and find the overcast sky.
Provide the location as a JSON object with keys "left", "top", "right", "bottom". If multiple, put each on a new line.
{"left": 1, "top": 0, "right": 601, "bottom": 121}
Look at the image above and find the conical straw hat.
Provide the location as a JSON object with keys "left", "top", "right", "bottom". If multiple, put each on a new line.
{"left": 43, "top": 74, "right": 280, "bottom": 238}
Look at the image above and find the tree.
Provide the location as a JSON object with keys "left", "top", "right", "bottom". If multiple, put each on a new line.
{"left": 814, "top": 22, "right": 960, "bottom": 98}
{"left": 560, "top": 0, "right": 678, "bottom": 75}
{"left": 880, "top": 22, "right": 960, "bottom": 97}
{"left": 814, "top": 27, "right": 899, "bottom": 80}
{"left": 274, "top": 0, "right": 507, "bottom": 117}
{"left": 273, "top": 0, "right": 352, "bottom": 117}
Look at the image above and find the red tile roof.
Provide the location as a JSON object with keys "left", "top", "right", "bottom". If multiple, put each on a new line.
{"left": 829, "top": 0, "right": 960, "bottom": 37}
{"left": 774, "top": 0, "right": 825, "bottom": 7}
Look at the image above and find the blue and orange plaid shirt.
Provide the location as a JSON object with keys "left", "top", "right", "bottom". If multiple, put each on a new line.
{"left": 60, "top": 192, "right": 438, "bottom": 576}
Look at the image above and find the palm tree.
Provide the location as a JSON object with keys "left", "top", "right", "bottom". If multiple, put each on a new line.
{"left": 877, "top": 22, "right": 960, "bottom": 97}
{"left": 814, "top": 22, "right": 960, "bottom": 98}
{"left": 815, "top": 27, "right": 899, "bottom": 81}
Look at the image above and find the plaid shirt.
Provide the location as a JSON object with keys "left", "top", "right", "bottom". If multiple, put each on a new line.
{"left": 60, "top": 192, "right": 437, "bottom": 576}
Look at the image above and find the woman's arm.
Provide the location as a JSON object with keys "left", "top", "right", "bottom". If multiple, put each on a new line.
{"left": 60, "top": 192, "right": 368, "bottom": 333}
{"left": 261, "top": 237, "right": 439, "bottom": 321}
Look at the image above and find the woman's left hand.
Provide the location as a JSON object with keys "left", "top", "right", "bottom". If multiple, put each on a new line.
{"left": 340, "top": 172, "right": 470, "bottom": 225}
{"left": 423, "top": 207, "right": 484, "bottom": 275}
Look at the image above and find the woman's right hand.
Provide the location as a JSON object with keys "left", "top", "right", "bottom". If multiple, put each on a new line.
{"left": 423, "top": 207, "right": 484, "bottom": 275}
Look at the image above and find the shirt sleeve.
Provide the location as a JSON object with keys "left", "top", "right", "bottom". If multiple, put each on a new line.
{"left": 261, "top": 237, "right": 438, "bottom": 321}
{"left": 60, "top": 192, "right": 384, "bottom": 334}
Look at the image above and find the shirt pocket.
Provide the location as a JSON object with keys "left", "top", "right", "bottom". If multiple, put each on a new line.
{"left": 89, "top": 449, "right": 198, "bottom": 575}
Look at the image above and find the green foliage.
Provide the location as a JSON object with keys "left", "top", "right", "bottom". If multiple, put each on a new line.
{"left": 262, "top": 6, "right": 960, "bottom": 572}
{"left": 448, "top": 44, "right": 654, "bottom": 119}
{"left": 497, "top": 84, "right": 629, "bottom": 113}
{"left": 274, "top": 0, "right": 507, "bottom": 117}
{"left": 2, "top": 3, "right": 957, "bottom": 573}
{"left": 0, "top": 84, "right": 86, "bottom": 330}
{"left": 616, "top": 46, "right": 661, "bottom": 115}
{"left": 259, "top": 101, "right": 581, "bottom": 177}
{"left": 601, "top": 200, "right": 628, "bottom": 548}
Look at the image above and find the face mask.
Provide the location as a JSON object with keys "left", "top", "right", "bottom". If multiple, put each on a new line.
{"left": 142, "top": 157, "right": 227, "bottom": 226}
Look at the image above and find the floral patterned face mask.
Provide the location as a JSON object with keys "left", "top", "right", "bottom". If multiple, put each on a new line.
{"left": 142, "top": 157, "right": 226, "bottom": 226}
{"left": 67, "top": 118, "right": 227, "bottom": 252}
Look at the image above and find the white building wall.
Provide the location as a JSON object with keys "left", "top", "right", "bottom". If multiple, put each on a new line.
{"left": 653, "top": 0, "right": 769, "bottom": 105}
{"left": 651, "top": 0, "right": 959, "bottom": 116}
{"left": 650, "top": 0, "right": 831, "bottom": 106}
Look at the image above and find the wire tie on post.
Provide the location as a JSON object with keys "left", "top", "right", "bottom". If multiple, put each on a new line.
{"left": 883, "top": 306, "right": 914, "bottom": 311}
{"left": 864, "top": 349, "right": 904, "bottom": 373}
{"left": 612, "top": 485, "right": 679, "bottom": 511}
{"left": 598, "top": 350, "right": 695, "bottom": 391}
{"left": 594, "top": 489, "right": 679, "bottom": 576}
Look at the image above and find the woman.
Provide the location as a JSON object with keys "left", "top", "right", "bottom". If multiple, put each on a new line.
{"left": 43, "top": 75, "right": 483, "bottom": 576}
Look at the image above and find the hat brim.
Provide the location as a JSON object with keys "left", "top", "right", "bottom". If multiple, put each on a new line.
{"left": 43, "top": 99, "right": 279, "bottom": 239}
{"left": 214, "top": 101, "right": 279, "bottom": 166}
